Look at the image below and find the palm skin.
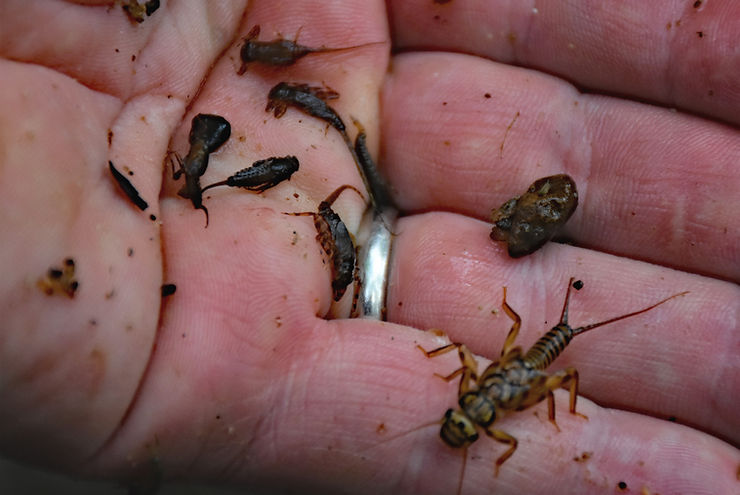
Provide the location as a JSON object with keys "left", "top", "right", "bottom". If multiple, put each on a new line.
{"left": 0, "top": 1, "right": 738, "bottom": 494}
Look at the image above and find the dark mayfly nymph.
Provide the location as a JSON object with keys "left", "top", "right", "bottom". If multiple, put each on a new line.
{"left": 285, "top": 185, "right": 364, "bottom": 301}
{"left": 266, "top": 82, "right": 345, "bottom": 133}
{"left": 170, "top": 113, "right": 231, "bottom": 226}
{"left": 202, "top": 156, "right": 299, "bottom": 194}
{"left": 238, "top": 25, "right": 384, "bottom": 73}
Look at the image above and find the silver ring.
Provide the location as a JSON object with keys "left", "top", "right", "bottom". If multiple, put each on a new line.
{"left": 355, "top": 207, "right": 397, "bottom": 320}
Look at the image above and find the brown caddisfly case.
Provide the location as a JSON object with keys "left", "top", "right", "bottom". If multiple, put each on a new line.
{"left": 490, "top": 174, "right": 578, "bottom": 257}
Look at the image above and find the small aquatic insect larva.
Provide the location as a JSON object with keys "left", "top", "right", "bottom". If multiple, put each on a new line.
{"left": 170, "top": 113, "right": 231, "bottom": 226}
{"left": 201, "top": 156, "right": 299, "bottom": 194}
{"left": 284, "top": 184, "right": 364, "bottom": 301}
{"left": 418, "top": 279, "right": 687, "bottom": 493}
{"left": 37, "top": 258, "right": 79, "bottom": 298}
{"left": 490, "top": 174, "right": 578, "bottom": 257}
{"left": 122, "top": 0, "right": 160, "bottom": 23}
{"left": 108, "top": 161, "right": 148, "bottom": 211}
{"left": 352, "top": 118, "right": 395, "bottom": 209}
{"left": 266, "top": 82, "right": 345, "bottom": 133}
{"left": 266, "top": 85, "right": 382, "bottom": 211}
{"left": 237, "top": 25, "right": 384, "bottom": 74}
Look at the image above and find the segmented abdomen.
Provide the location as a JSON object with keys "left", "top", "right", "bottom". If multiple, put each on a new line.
{"left": 523, "top": 324, "right": 574, "bottom": 370}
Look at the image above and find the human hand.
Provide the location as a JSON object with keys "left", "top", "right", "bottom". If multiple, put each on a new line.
{"left": 0, "top": 1, "right": 738, "bottom": 494}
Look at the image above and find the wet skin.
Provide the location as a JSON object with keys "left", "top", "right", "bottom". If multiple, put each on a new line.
{"left": 1, "top": 2, "right": 737, "bottom": 495}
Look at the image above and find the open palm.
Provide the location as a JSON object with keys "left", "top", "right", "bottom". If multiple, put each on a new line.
{"left": 1, "top": 1, "right": 738, "bottom": 494}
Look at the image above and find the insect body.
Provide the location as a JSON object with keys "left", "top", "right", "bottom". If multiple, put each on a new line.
{"left": 170, "top": 113, "right": 231, "bottom": 226}
{"left": 265, "top": 86, "right": 381, "bottom": 212}
{"left": 490, "top": 174, "right": 578, "bottom": 257}
{"left": 266, "top": 82, "right": 345, "bottom": 133}
{"left": 418, "top": 279, "right": 687, "bottom": 490}
{"left": 237, "top": 25, "right": 384, "bottom": 74}
{"left": 122, "top": 0, "right": 160, "bottom": 23}
{"left": 352, "top": 119, "right": 395, "bottom": 209}
{"left": 285, "top": 185, "right": 364, "bottom": 301}
{"left": 201, "top": 155, "right": 299, "bottom": 193}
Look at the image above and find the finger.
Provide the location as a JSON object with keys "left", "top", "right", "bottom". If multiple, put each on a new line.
{"left": 441, "top": 393, "right": 738, "bottom": 495}
{"left": 0, "top": 1, "right": 246, "bottom": 468}
{"left": 0, "top": 59, "right": 165, "bottom": 464}
{"left": 0, "top": 1, "right": 245, "bottom": 100}
{"left": 387, "top": 212, "right": 740, "bottom": 444}
{"left": 89, "top": 319, "right": 738, "bottom": 494}
{"left": 381, "top": 52, "right": 740, "bottom": 281}
{"left": 389, "top": 0, "right": 740, "bottom": 126}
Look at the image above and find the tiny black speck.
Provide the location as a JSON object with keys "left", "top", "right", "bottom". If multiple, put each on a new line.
{"left": 617, "top": 481, "right": 627, "bottom": 490}
{"left": 161, "top": 284, "right": 177, "bottom": 297}
{"left": 573, "top": 280, "right": 584, "bottom": 290}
